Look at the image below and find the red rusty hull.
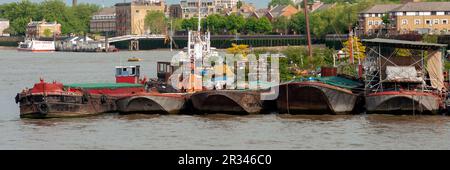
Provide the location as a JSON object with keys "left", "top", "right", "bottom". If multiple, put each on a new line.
{"left": 16, "top": 81, "right": 143, "bottom": 118}
{"left": 277, "top": 82, "right": 358, "bottom": 114}
{"left": 18, "top": 93, "right": 118, "bottom": 118}
{"left": 366, "top": 91, "right": 442, "bottom": 115}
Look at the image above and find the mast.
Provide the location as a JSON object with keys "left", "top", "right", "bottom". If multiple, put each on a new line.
{"left": 197, "top": 0, "right": 201, "bottom": 32}
{"left": 304, "top": 0, "right": 312, "bottom": 59}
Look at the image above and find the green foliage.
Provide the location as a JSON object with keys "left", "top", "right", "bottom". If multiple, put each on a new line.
{"left": 204, "top": 14, "right": 226, "bottom": 34}
{"left": 268, "top": 0, "right": 294, "bottom": 7}
{"left": 237, "top": 1, "right": 243, "bottom": 9}
{"left": 422, "top": 34, "right": 438, "bottom": 43}
{"left": 144, "top": 11, "right": 167, "bottom": 34}
{"left": 226, "top": 14, "right": 246, "bottom": 34}
{"left": 273, "top": 16, "right": 289, "bottom": 34}
{"left": 0, "top": 0, "right": 99, "bottom": 35}
{"left": 381, "top": 13, "right": 390, "bottom": 25}
{"left": 255, "top": 17, "right": 273, "bottom": 34}
{"left": 43, "top": 28, "right": 52, "bottom": 37}
{"left": 171, "top": 18, "right": 184, "bottom": 32}
{"left": 255, "top": 46, "right": 335, "bottom": 81}
{"left": 181, "top": 17, "right": 198, "bottom": 31}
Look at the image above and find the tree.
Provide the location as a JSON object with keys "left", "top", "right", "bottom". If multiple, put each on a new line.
{"left": 0, "top": 0, "right": 40, "bottom": 35}
{"left": 268, "top": 0, "right": 294, "bottom": 7}
{"left": 289, "top": 13, "right": 306, "bottom": 34}
{"left": 225, "top": 14, "right": 245, "bottom": 34}
{"left": 43, "top": 28, "right": 52, "bottom": 37}
{"left": 144, "top": 11, "right": 167, "bottom": 34}
{"left": 181, "top": 17, "right": 198, "bottom": 31}
{"left": 243, "top": 17, "right": 257, "bottom": 34}
{"left": 72, "top": 3, "right": 100, "bottom": 33}
{"left": 237, "top": 1, "right": 243, "bottom": 9}
{"left": 204, "top": 14, "right": 226, "bottom": 34}
{"left": 381, "top": 13, "right": 390, "bottom": 25}
{"left": 341, "top": 36, "right": 366, "bottom": 60}
{"left": 273, "top": 16, "right": 289, "bottom": 34}
{"left": 255, "top": 17, "right": 272, "bottom": 34}
{"left": 171, "top": 18, "right": 184, "bottom": 32}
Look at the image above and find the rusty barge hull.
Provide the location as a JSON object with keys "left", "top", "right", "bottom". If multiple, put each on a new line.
{"left": 190, "top": 90, "right": 263, "bottom": 115}
{"left": 116, "top": 93, "right": 187, "bottom": 114}
{"left": 366, "top": 91, "right": 441, "bottom": 115}
{"left": 18, "top": 94, "right": 117, "bottom": 118}
{"left": 277, "top": 82, "right": 358, "bottom": 114}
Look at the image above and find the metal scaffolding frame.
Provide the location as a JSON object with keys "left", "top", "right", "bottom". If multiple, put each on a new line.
{"left": 362, "top": 38, "right": 447, "bottom": 95}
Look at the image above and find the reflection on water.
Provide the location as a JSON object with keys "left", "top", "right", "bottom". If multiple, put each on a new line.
{"left": 1, "top": 50, "right": 450, "bottom": 150}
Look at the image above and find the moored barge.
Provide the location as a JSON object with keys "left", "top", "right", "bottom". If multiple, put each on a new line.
{"left": 190, "top": 90, "right": 262, "bottom": 115}
{"left": 16, "top": 80, "right": 144, "bottom": 118}
{"left": 276, "top": 76, "right": 363, "bottom": 115}
{"left": 362, "top": 38, "right": 448, "bottom": 115}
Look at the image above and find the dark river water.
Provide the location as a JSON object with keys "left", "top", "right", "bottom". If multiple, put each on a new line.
{"left": 1, "top": 50, "right": 450, "bottom": 150}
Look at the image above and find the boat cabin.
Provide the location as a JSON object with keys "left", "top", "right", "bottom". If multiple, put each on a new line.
{"left": 115, "top": 65, "right": 140, "bottom": 84}
{"left": 157, "top": 62, "right": 177, "bottom": 82}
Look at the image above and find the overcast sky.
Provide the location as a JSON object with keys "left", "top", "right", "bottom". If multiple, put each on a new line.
{"left": 0, "top": 0, "right": 270, "bottom": 8}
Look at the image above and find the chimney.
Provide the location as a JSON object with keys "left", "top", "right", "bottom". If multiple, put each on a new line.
{"left": 72, "top": 0, "right": 77, "bottom": 7}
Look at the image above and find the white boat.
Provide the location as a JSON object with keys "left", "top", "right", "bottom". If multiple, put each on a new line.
{"left": 17, "top": 40, "right": 55, "bottom": 52}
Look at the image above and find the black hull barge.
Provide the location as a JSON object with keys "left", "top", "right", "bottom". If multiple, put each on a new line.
{"left": 276, "top": 81, "right": 359, "bottom": 115}
{"left": 190, "top": 90, "right": 263, "bottom": 115}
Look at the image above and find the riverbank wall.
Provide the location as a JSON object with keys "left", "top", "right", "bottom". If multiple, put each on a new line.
{"left": 0, "top": 36, "right": 23, "bottom": 47}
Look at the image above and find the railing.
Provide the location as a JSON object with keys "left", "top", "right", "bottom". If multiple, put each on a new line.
{"left": 102, "top": 34, "right": 166, "bottom": 43}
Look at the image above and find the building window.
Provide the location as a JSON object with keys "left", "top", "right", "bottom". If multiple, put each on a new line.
{"left": 426, "top": 19, "right": 432, "bottom": 25}
{"left": 368, "top": 21, "right": 373, "bottom": 25}
{"left": 431, "top": 11, "right": 437, "bottom": 15}
{"left": 443, "top": 19, "right": 448, "bottom": 24}
{"left": 434, "top": 19, "right": 439, "bottom": 24}
{"left": 415, "top": 19, "right": 421, "bottom": 25}
{"left": 402, "top": 19, "right": 408, "bottom": 25}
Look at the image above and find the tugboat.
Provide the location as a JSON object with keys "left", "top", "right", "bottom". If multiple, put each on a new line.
{"left": 15, "top": 65, "right": 145, "bottom": 118}
{"left": 362, "top": 38, "right": 447, "bottom": 115}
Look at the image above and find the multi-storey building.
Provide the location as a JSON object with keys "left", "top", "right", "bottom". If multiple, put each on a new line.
{"left": 26, "top": 19, "right": 61, "bottom": 38}
{"left": 358, "top": 4, "right": 402, "bottom": 35}
{"left": 389, "top": 2, "right": 450, "bottom": 34}
{"left": 115, "top": 0, "right": 165, "bottom": 36}
{"left": 0, "top": 19, "right": 9, "bottom": 36}
{"left": 90, "top": 7, "right": 116, "bottom": 35}
{"left": 359, "top": 1, "right": 450, "bottom": 35}
{"left": 179, "top": 0, "right": 238, "bottom": 19}
{"left": 214, "top": 0, "right": 238, "bottom": 13}
{"left": 169, "top": 4, "right": 183, "bottom": 18}
{"left": 180, "top": 0, "right": 215, "bottom": 18}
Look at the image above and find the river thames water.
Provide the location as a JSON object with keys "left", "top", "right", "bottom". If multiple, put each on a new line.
{"left": 1, "top": 50, "right": 450, "bottom": 150}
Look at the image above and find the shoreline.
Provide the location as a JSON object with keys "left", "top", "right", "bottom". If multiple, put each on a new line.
{"left": 0, "top": 46, "right": 16, "bottom": 50}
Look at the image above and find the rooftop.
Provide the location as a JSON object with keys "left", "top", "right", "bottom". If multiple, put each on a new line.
{"left": 94, "top": 7, "right": 115, "bottom": 16}
{"left": 360, "top": 4, "right": 402, "bottom": 14}
{"left": 393, "top": 2, "right": 450, "bottom": 12}
{"left": 362, "top": 38, "right": 447, "bottom": 50}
